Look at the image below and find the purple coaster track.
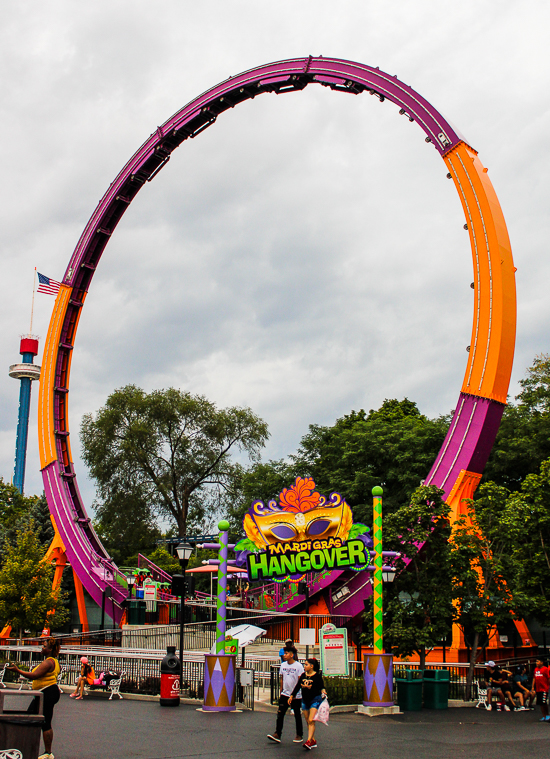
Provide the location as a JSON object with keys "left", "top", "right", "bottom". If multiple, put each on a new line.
{"left": 38, "top": 57, "right": 514, "bottom": 624}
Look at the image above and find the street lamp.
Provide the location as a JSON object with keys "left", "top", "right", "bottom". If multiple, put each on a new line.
{"left": 127, "top": 573, "right": 136, "bottom": 597}
{"left": 176, "top": 542, "right": 193, "bottom": 682}
{"left": 125, "top": 573, "right": 136, "bottom": 625}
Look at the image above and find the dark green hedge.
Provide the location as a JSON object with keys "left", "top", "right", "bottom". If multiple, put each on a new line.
{"left": 324, "top": 676, "right": 363, "bottom": 706}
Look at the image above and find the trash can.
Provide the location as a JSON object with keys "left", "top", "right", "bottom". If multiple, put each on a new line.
{"left": 0, "top": 690, "right": 44, "bottom": 759}
{"left": 160, "top": 646, "right": 181, "bottom": 707}
{"left": 423, "top": 669, "right": 449, "bottom": 709}
{"left": 128, "top": 599, "right": 146, "bottom": 625}
{"left": 395, "top": 669, "right": 423, "bottom": 711}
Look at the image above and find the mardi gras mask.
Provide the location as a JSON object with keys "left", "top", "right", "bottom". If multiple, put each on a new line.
{"left": 243, "top": 477, "right": 353, "bottom": 549}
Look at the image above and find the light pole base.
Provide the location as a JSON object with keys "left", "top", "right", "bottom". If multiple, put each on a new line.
{"left": 363, "top": 653, "right": 394, "bottom": 707}
{"left": 357, "top": 704, "right": 401, "bottom": 717}
{"left": 203, "top": 654, "right": 236, "bottom": 712}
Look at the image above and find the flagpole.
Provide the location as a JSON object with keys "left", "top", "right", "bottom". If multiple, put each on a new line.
{"left": 29, "top": 268, "right": 37, "bottom": 335}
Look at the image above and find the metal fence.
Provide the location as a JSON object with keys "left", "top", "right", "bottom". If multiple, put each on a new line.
{"left": 0, "top": 609, "right": 350, "bottom": 652}
{"left": 0, "top": 646, "right": 257, "bottom": 708}
{"left": 269, "top": 660, "right": 537, "bottom": 705}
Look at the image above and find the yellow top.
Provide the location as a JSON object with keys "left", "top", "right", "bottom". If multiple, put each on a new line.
{"left": 32, "top": 657, "right": 60, "bottom": 690}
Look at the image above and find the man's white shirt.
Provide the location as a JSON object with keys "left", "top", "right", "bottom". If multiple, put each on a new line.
{"left": 280, "top": 660, "right": 304, "bottom": 698}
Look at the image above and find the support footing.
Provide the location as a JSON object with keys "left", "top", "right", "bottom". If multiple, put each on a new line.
{"left": 357, "top": 705, "right": 401, "bottom": 717}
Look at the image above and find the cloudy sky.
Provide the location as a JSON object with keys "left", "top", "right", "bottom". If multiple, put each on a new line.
{"left": 1, "top": 1, "right": 549, "bottom": 507}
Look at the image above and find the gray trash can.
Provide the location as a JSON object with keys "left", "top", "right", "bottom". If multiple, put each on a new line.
{"left": 0, "top": 690, "right": 45, "bottom": 759}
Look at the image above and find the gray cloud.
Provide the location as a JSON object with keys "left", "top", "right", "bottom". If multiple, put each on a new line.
{"left": 1, "top": 1, "right": 549, "bottom": 508}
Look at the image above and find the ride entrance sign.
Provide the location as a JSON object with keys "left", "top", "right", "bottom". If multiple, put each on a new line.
{"left": 235, "top": 477, "right": 372, "bottom": 581}
{"left": 320, "top": 623, "right": 349, "bottom": 676}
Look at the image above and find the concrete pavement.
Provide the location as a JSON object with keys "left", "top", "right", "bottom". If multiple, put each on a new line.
{"left": 50, "top": 698, "right": 550, "bottom": 759}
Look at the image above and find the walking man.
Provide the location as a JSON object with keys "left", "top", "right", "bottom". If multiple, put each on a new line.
{"left": 268, "top": 647, "right": 304, "bottom": 744}
{"left": 532, "top": 658, "right": 550, "bottom": 721}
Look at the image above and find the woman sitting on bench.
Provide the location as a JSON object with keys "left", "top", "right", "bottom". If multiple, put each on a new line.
{"left": 71, "top": 657, "right": 95, "bottom": 700}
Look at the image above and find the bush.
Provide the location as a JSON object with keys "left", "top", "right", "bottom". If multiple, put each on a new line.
{"left": 325, "top": 676, "right": 363, "bottom": 705}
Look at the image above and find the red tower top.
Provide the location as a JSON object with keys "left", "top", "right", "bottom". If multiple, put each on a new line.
{"left": 20, "top": 337, "right": 39, "bottom": 356}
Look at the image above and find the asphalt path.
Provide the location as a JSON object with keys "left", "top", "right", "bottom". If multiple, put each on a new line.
{"left": 49, "top": 699, "right": 550, "bottom": 759}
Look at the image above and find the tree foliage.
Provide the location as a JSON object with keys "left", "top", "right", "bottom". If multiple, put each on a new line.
{"left": 449, "top": 485, "right": 519, "bottom": 696}
{"left": 292, "top": 400, "right": 449, "bottom": 523}
{"left": 0, "top": 522, "right": 69, "bottom": 639}
{"left": 93, "top": 488, "right": 161, "bottom": 567}
{"left": 0, "top": 484, "right": 54, "bottom": 568}
{"left": 484, "top": 353, "right": 550, "bottom": 489}
{"left": 81, "top": 385, "right": 269, "bottom": 536}
{"left": 484, "top": 458, "right": 550, "bottom": 627}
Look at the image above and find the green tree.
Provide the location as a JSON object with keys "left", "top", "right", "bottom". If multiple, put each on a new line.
{"left": 492, "top": 458, "right": 550, "bottom": 627}
{"left": 226, "top": 459, "right": 299, "bottom": 536}
{"left": 0, "top": 485, "right": 54, "bottom": 568}
{"left": 450, "top": 485, "right": 519, "bottom": 699}
{"left": 292, "top": 400, "right": 449, "bottom": 523}
{"left": 485, "top": 354, "right": 550, "bottom": 489}
{"left": 0, "top": 523, "right": 69, "bottom": 641}
{"left": 363, "top": 485, "right": 453, "bottom": 669}
{"left": 141, "top": 547, "right": 181, "bottom": 576}
{"left": 80, "top": 385, "right": 269, "bottom": 536}
{"left": 0, "top": 478, "right": 28, "bottom": 526}
{"left": 93, "top": 487, "right": 161, "bottom": 566}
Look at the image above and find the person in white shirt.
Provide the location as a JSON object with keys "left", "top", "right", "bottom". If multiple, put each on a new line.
{"left": 267, "top": 648, "right": 304, "bottom": 744}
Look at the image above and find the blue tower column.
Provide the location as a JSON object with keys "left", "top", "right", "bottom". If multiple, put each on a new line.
{"left": 9, "top": 337, "right": 41, "bottom": 494}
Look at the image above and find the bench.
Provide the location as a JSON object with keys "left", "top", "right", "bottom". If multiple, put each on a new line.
{"left": 85, "top": 671, "right": 126, "bottom": 700}
{"left": 17, "top": 666, "right": 66, "bottom": 691}
{"left": 475, "top": 685, "right": 489, "bottom": 709}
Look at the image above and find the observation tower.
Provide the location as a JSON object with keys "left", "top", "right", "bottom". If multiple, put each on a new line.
{"left": 9, "top": 336, "right": 41, "bottom": 493}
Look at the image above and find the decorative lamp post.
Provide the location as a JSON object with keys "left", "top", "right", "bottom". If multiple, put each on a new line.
{"left": 125, "top": 573, "right": 136, "bottom": 625}
{"left": 126, "top": 573, "right": 136, "bottom": 598}
{"left": 176, "top": 541, "right": 193, "bottom": 679}
{"left": 203, "top": 519, "right": 237, "bottom": 711}
{"left": 361, "top": 486, "right": 397, "bottom": 713}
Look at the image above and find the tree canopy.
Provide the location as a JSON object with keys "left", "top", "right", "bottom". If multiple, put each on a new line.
{"left": 81, "top": 385, "right": 269, "bottom": 538}
{"left": 484, "top": 353, "right": 550, "bottom": 489}
{"left": 228, "top": 398, "right": 449, "bottom": 533}
{"left": 0, "top": 522, "right": 68, "bottom": 640}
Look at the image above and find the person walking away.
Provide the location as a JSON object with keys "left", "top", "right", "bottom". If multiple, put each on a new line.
{"left": 279, "top": 639, "right": 294, "bottom": 663}
{"left": 532, "top": 658, "right": 550, "bottom": 721}
{"left": 7, "top": 636, "right": 61, "bottom": 759}
{"left": 268, "top": 648, "right": 304, "bottom": 744}
{"left": 71, "top": 657, "right": 95, "bottom": 700}
{"left": 289, "top": 658, "right": 327, "bottom": 750}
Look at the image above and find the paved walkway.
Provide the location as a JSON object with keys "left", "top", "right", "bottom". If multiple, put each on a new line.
{"left": 51, "top": 699, "right": 550, "bottom": 759}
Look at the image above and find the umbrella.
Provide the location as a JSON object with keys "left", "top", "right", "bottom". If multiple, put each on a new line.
{"left": 185, "top": 565, "right": 244, "bottom": 574}
{"left": 226, "top": 624, "right": 266, "bottom": 647}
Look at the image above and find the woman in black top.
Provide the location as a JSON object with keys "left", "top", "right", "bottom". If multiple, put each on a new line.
{"left": 289, "top": 658, "right": 327, "bottom": 750}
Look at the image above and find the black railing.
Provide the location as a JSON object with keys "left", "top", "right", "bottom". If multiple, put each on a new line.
{"left": 270, "top": 660, "right": 541, "bottom": 705}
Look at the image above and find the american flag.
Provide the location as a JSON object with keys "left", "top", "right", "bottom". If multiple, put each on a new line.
{"left": 37, "top": 272, "right": 61, "bottom": 296}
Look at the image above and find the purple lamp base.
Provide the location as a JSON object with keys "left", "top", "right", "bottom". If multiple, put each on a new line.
{"left": 363, "top": 653, "right": 394, "bottom": 707}
{"left": 203, "top": 654, "right": 236, "bottom": 711}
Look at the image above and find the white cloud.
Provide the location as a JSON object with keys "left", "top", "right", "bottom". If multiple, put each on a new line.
{"left": 1, "top": 0, "right": 549, "bottom": 510}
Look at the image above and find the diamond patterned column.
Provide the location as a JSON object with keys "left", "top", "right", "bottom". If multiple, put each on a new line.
{"left": 203, "top": 654, "right": 236, "bottom": 711}
{"left": 215, "top": 519, "right": 230, "bottom": 654}
{"left": 372, "top": 486, "right": 383, "bottom": 654}
{"left": 363, "top": 653, "right": 394, "bottom": 707}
